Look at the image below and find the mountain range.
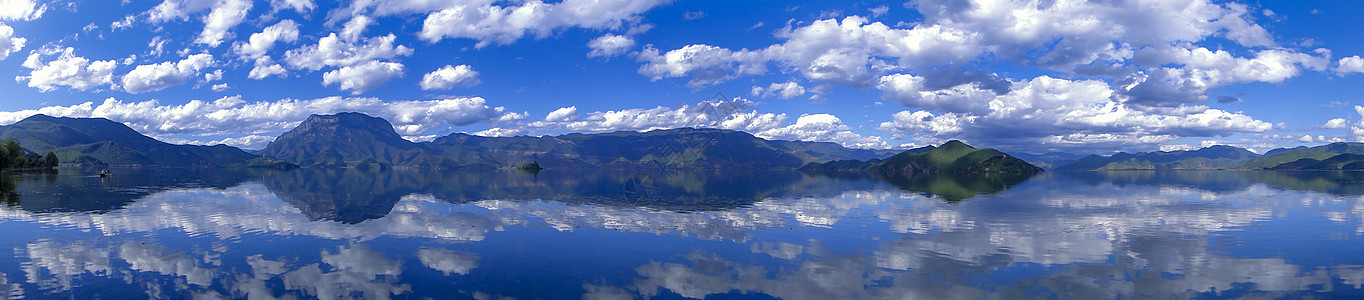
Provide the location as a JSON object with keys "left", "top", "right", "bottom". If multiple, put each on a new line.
{"left": 0, "top": 113, "right": 901, "bottom": 170}
{"left": 1050, "top": 142, "right": 1364, "bottom": 171}
{"left": 6, "top": 112, "right": 1363, "bottom": 172}
{"left": 0, "top": 115, "right": 270, "bottom": 167}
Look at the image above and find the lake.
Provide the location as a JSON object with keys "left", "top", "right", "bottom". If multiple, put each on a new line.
{"left": 0, "top": 168, "right": 1361, "bottom": 299}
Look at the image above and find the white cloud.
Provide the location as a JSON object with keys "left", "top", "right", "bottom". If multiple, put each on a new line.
{"left": 284, "top": 33, "right": 413, "bottom": 70}
{"left": 196, "top": 0, "right": 252, "bottom": 46}
{"left": 270, "top": 0, "right": 314, "bottom": 13}
{"left": 233, "top": 20, "right": 300, "bottom": 59}
{"left": 877, "top": 76, "right": 1274, "bottom": 153}
{"left": 526, "top": 98, "right": 787, "bottom": 134}
{"left": 750, "top": 82, "right": 807, "bottom": 99}
{"left": 111, "top": 15, "right": 136, "bottom": 30}
{"left": 322, "top": 60, "right": 404, "bottom": 94}
{"left": 1337, "top": 56, "right": 1364, "bottom": 76}
{"left": 0, "top": 95, "right": 520, "bottom": 140}
{"left": 471, "top": 127, "right": 524, "bottom": 137}
{"left": 121, "top": 53, "right": 215, "bottom": 94}
{"left": 636, "top": 0, "right": 1311, "bottom": 107}
{"left": 192, "top": 134, "right": 274, "bottom": 150}
{"left": 148, "top": 0, "right": 247, "bottom": 47}
{"left": 340, "top": 15, "right": 372, "bottom": 41}
{"left": 0, "top": 23, "right": 25, "bottom": 60}
{"left": 757, "top": 114, "right": 888, "bottom": 149}
{"left": 18, "top": 47, "right": 118, "bottom": 92}
{"left": 248, "top": 56, "right": 288, "bottom": 79}
{"left": 876, "top": 73, "right": 997, "bottom": 114}
{"left": 419, "top": 64, "right": 480, "bottom": 90}
{"left": 413, "top": 0, "right": 669, "bottom": 48}
{"left": 1325, "top": 118, "right": 1349, "bottom": 129}
{"left": 211, "top": 83, "right": 229, "bottom": 91}
{"left": 587, "top": 33, "right": 634, "bottom": 57}
{"left": 203, "top": 69, "right": 223, "bottom": 82}
{"left": 543, "top": 106, "right": 578, "bottom": 122}
{"left": 635, "top": 44, "right": 770, "bottom": 87}
{"left": 0, "top": 0, "right": 46, "bottom": 21}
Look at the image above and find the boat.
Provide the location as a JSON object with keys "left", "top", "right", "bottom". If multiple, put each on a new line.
{"left": 99, "top": 170, "right": 111, "bottom": 178}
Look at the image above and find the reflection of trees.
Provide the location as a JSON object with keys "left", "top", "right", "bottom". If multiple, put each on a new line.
{"left": 0, "top": 175, "right": 18, "bottom": 206}
{"left": 4, "top": 168, "right": 258, "bottom": 213}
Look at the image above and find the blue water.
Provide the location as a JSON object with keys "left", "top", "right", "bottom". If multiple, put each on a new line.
{"left": 0, "top": 168, "right": 1359, "bottom": 299}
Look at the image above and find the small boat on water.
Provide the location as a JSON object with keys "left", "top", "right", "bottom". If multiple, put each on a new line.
{"left": 98, "top": 170, "right": 111, "bottom": 178}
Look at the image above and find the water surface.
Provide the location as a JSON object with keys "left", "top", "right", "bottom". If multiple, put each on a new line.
{"left": 0, "top": 168, "right": 1360, "bottom": 299}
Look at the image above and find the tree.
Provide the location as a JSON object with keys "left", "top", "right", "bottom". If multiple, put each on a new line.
{"left": 43, "top": 152, "right": 58, "bottom": 168}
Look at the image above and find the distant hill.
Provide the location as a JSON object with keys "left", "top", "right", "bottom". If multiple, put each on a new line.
{"left": 1241, "top": 142, "right": 1364, "bottom": 170}
{"left": 1011, "top": 152, "right": 1085, "bottom": 170}
{"left": 801, "top": 141, "right": 1041, "bottom": 175}
{"left": 1268, "top": 153, "right": 1364, "bottom": 170}
{"left": 1054, "top": 145, "right": 1258, "bottom": 171}
{"left": 0, "top": 115, "right": 262, "bottom": 167}
{"left": 256, "top": 112, "right": 887, "bottom": 169}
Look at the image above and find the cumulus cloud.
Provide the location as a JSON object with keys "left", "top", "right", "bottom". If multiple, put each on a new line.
{"left": 0, "top": 95, "right": 522, "bottom": 146}
{"left": 18, "top": 47, "right": 118, "bottom": 92}
{"left": 270, "top": 0, "right": 314, "bottom": 13}
{"left": 757, "top": 114, "right": 887, "bottom": 148}
{"left": 121, "top": 53, "right": 216, "bottom": 93}
{"left": 526, "top": 98, "right": 787, "bottom": 134}
{"left": 1337, "top": 56, "right": 1364, "bottom": 76}
{"left": 419, "top": 64, "right": 480, "bottom": 90}
{"left": 144, "top": 0, "right": 251, "bottom": 47}
{"left": 471, "top": 127, "right": 524, "bottom": 137}
{"left": 322, "top": 61, "right": 404, "bottom": 94}
{"left": 877, "top": 76, "right": 1274, "bottom": 153}
{"left": 248, "top": 56, "right": 287, "bottom": 79}
{"left": 233, "top": 20, "right": 300, "bottom": 59}
{"left": 0, "top": 0, "right": 46, "bottom": 21}
{"left": 587, "top": 33, "right": 634, "bottom": 57}
{"left": 750, "top": 82, "right": 806, "bottom": 99}
{"left": 636, "top": 44, "right": 769, "bottom": 87}
{"left": 406, "top": 0, "right": 670, "bottom": 48}
{"left": 196, "top": 0, "right": 251, "bottom": 47}
{"left": 0, "top": 23, "right": 24, "bottom": 60}
{"left": 284, "top": 33, "right": 413, "bottom": 70}
{"left": 636, "top": 1, "right": 1318, "bottom": 108}
{"left": 543, "top": 106, "right": 578, "bottom": 122}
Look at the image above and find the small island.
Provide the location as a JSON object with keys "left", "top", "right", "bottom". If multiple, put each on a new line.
{"left": 801, "top": 140, "right": 1042, "bottom": 176}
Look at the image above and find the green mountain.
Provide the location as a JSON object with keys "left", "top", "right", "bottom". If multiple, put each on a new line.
{"left": 1241, "top": 142, "right": 1364, "bottom": 170}
{"left": 871, "top": 140, "right": 1042, "bottom": 175}
{"left": 0, "top": 115, "right": 261, "bottom": 167}
{"left": 1268, "top": 153, "right": 1364, "bottom": 170}
{"left": 801, "top": 141, "right": 1041, "bottom": 175}
{"left": 1054, "top": 145, "right": 1258, "bottom": 171}
{"left": 257, "top": 112, "right": 885, "bottom": 169}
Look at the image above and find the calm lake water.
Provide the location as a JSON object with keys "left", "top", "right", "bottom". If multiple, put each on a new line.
{"left": 0, "top": 168, "right": 1361, "bottom": 299}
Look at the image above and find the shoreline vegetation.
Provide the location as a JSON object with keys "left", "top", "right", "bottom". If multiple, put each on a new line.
{"left": 0, "top": 139, "right": 57, "bottom": 172}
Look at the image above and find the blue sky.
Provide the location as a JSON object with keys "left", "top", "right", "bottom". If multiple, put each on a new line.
{"left": 0, "top": 0, "right": 1362, "bottom": 154}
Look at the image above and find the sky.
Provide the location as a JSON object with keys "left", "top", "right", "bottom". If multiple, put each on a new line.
{"left": 1, "top": 0, "right": 1364, "bottom": 154}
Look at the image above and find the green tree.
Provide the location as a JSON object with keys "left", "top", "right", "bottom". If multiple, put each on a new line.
{"left": 43, "top": 152, "right": 58, "bottom": 168}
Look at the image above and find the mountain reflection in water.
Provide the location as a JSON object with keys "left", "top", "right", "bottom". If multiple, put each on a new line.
{"left": 0, "top": 169, "right": 1359, "bottom": 298}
